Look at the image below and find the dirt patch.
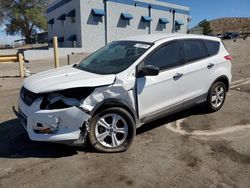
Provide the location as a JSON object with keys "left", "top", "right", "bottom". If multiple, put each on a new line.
{"left": 208, "top": 140, "right": 250, "bottom": 165}
{"left": 238, "top": 119, "right": 250, "bottom": 125}
{"left": 178, "top": 150, "right": 201, "bottom": 168}
{"left": 180, "top": 118, "right": 212, "bottom": 132}
{"left": 136, "top": 133, "right": 153, "bottom": 145}
{"left": 116, "top": 175, "right": 135, "bottom": 186}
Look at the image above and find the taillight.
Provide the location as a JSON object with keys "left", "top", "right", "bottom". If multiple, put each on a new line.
{"left": 224, "top": 55, "right": 232, "bottom": 61}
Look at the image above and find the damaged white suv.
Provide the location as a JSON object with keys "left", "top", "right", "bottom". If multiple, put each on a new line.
{"left": 18, "top": 34, "right": 232, "bottom": 152}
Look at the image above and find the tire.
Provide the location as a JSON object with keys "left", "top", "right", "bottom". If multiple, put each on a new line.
{"left": 205, "top": 81, "right": 227, "bottom": 112}
{"left": 88, "top": 107, "right": 136, "bottom": 153}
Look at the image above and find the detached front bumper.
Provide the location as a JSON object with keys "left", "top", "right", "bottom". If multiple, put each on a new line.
{"left": 18, "top": 96, "right": 90, "bottom": 145}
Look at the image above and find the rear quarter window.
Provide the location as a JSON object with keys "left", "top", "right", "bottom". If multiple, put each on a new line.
{"left": 204, "top": 40, "right": 220, "bottom": 56}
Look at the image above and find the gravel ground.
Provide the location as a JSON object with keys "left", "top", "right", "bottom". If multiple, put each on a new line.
{"left": 0, "top": 38, "right": 250, "bottom": 188}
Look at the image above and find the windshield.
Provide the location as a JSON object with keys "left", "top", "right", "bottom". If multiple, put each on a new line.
{"left": 76, "top": 41, "right": 152, "bottom": 74}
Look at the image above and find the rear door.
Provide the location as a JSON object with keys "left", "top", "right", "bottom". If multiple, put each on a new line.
{"left": 180, "top": 39, "right": 217, "bottom": 103}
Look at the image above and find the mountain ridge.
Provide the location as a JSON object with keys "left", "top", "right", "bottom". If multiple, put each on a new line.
{"left": 209, "top": 17, "right": 250, "bottom": 34}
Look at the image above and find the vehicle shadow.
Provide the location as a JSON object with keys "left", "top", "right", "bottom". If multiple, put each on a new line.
{"left": 0, "top": 106, "right": 207, "bottom": 158}
{"left": 137, "top": 105, "right": 207, "bottom": 135}
{"left": 0, "top": 118, "right": 79, "bottom": 158}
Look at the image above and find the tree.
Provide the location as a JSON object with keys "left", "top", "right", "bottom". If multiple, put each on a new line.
{"left": 0, "top": 0, "right": 11, "bottom": 24}
{"left": 2, "top": 0, "right": 49, "bottom": 44}
{"left": 198, "top": 19, "right": 213, "bottom": 35}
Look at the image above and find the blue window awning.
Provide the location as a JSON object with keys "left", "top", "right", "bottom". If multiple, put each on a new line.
{"left": 92, "top": 9, "right": 105, "bottom": 17}
{"left": 175, "top": 20, "right": 184, "bottom": 25}
{"left": 121, "top": 13, "right": 133, "bottom": 20}
{"left": 66, "top": 9, "right": 75, "bottom": 17}
{"left": 67, "top": 35, "right": 77, "bottom": 41}
{"left": 159, "top": 18, "right": 169, "bottom": 24}
{"left": 47, "top": 19, "right": 54, "bottom": 24}
{"left": 57, "top": 14, "right": 66, "bottom": 21}
{"left": 142, "top": 16, "right": 152, "bottom": 22}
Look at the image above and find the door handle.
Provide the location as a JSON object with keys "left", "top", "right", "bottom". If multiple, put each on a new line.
{"left": 207, "top": 63, "right": 215, "bottom": 69}
{"left": 173, "top": 73, "right": 183, "bottom": 81}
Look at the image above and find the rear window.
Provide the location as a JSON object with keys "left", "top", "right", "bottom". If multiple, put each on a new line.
{"left": 183, "top": 40, "right": 208, "bottom": 62}
{"left": 204, "top": 40, "right": 220, "bottom": 56}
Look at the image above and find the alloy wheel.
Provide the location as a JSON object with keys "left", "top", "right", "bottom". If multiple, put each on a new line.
{"left": 211, "top": 85, "right": 225, "bottom": 108}
{"left": 95, "top": 113, "right": 128, "bottom": 148}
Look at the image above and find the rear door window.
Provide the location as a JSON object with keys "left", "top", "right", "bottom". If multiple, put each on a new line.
{"left": 204, "top": 40, "right": 220, "bottom": 56}
{"left": 144, "top": 41, "right": 185, "bottom": 70}
{"left": 183, "top": 39, "right": 208, "bottom": 62}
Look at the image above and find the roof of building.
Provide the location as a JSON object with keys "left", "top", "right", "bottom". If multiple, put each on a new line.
{"left": 119, "top": 33, "right": 221, "bottom": 43}
{"left": 47, "top": 0, "right": 190, "bottom": 15}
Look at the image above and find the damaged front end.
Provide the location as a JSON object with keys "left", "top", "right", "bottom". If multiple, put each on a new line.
{"left": 18, "top": 87, "right": 95, "bottom": 146}
{"left": 40, "top": 87, "right": 94, "bottom": 111}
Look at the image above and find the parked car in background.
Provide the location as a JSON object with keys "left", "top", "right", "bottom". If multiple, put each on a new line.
{"left": 222, "top": 32, "right": 239, "bottom": 40}
{"left": 215, "top": 33, "right": 224, "bottom": 39}
{"left": 4, "top": 44, "right": 13, "bottom": 49}
{"left": 18, "top": 34, "right": 232, "bottom": 152}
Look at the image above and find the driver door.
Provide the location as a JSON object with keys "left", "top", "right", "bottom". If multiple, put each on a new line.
{"left": 137, "top": 40, "right": 186, "bottom": 119}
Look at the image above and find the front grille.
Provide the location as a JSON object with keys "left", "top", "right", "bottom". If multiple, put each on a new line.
{"left": 20, "top": 87, "right": 39, "bottom": 106}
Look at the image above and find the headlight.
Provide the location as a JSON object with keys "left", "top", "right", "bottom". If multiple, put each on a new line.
{"left": 20, "top": 87, "right": 40, "bottom": 106}
{"left": 40, "top": 87, "right": 95, "bottom": 110}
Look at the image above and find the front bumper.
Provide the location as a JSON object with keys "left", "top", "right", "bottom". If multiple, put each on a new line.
{"left": 18, "top": 96, "right": 90, "bottom": 145}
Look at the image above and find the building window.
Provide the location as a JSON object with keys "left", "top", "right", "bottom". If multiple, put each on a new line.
{"left": 156, "top": 18, "right": 169, "bottom": 30}
{"left": 175, "top": 20, "right": 184, "bottom": 32}
{"left": 48, "top": 19, "right": 54, "bottom": 30}
{"left": 67, "top": 35, "right": 77, "bottom": 48}
{"left": 66, "top": 9, "right": 76, "bottom": 23}
{"left": 91, "top": 9, "right": 105, "bottom": 23}
{"left": 120, "top": 13, "right": 133, "bottom": 26}
{"left": 57, "top": 14, "right": 66, "bottom": 25}
{"left": 58, "top": 37, "right": 64, "bottom": 47}
{"left": 159, "top": 18, "right": 169, "bottom": 25}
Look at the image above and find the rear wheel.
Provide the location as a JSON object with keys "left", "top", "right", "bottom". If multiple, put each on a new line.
{"left": 205, "top": 81, "right": 226, "bottom": 112}
{"left": 88, "top": 107, "right": 136, "bottom": 153}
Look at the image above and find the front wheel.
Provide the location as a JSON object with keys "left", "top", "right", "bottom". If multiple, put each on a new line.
{"left": 88, "top": 107, "right": 136, "bottom": 153}
{"left": 205, "top": 81, "right": 226, "bottom": 112}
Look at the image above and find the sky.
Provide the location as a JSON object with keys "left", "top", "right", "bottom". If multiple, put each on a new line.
{"left": 163, "top": 0, "right": 250, "bottom": 27}
{"left": 1, "top": 0, "right": 250, "bottom": 44}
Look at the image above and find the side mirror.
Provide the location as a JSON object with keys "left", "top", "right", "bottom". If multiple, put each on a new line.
{"left": 138, "top": 65, "right": 160, "bottom": 77}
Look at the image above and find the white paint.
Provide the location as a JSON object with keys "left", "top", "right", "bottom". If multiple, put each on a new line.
{"left": 23, "top": 65, "right": 116, "bottom": 93}
{"left": 19, "top": 97, "right": 90, "bottom": 142}
{"left": 135, "top": 34, "right": 231, "bottom": 118}
{"left": 230, "top": 79, "right": 250, "bottom": 89}
{"left": 231, "top": 78, "right": 250, "bottom": 85}
{"left": 134, "top": 43, "right": 151, "bottom": 49}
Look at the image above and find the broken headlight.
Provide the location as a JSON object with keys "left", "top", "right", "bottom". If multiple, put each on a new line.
{"left": 40, "top": 87, "right": 95, "bottom": 110}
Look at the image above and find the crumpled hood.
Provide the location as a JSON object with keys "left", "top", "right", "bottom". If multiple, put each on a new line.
{"left": 23, "top": 65, "right": 116, "bottom": 93}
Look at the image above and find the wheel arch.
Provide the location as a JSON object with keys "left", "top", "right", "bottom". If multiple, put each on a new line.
{"left": 90, "top": 99, "right": 138, "bottom": 124}
{"left": 211, "top": 75, "right": 230, "bottom": 92}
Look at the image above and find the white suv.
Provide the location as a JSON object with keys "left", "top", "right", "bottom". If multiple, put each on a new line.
{"left": 18, "top": 34, "right": 232, "bottom": 152}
